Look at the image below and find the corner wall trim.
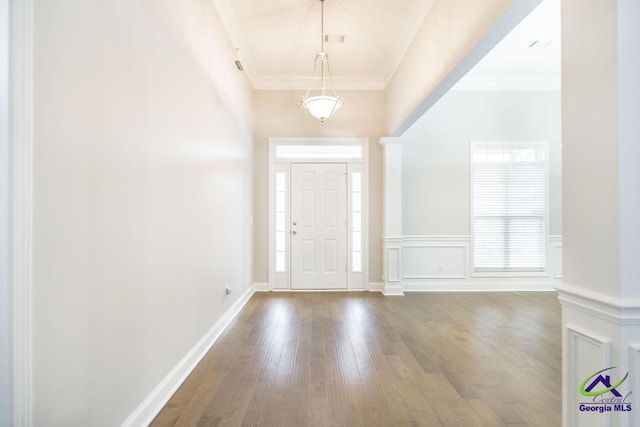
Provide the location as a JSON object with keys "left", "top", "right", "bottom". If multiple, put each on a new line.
{"left": 10, "top": 0, "right": 34, "bottom": 425}
{"left": 120, "top": 286, "right": 255, "bottom": 427}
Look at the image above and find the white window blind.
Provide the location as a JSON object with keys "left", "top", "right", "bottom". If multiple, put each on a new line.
{"left": 472, "top": 144, "right": 546, "bottom": 272}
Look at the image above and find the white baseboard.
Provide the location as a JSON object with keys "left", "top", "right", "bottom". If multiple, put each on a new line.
{"left": 253, "top": 282, "right": 270, "bottom": 292}
{"left": 382, "top": 283, "right": 405, "bottom": 296}
{"left": 367, "top": 282, "right": 383, "bottom": 292}
{"left": 403, "top": 279, "right": 558, "bottom": 292}
{"left": 255, "top": 282, "right": 385, "bottom": 293}
{"left": 252, "top": 280, "right": 556, "bottom": 294}
{"left": 121, "top": 286, "right": 255, "bottom": 427}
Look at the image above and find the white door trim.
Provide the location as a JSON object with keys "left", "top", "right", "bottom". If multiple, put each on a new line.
{"left": 3, "top": 0, "right": 34, "bottom": 425}
{"left": 268, "top": 138, "right": 370, "bottom": 291}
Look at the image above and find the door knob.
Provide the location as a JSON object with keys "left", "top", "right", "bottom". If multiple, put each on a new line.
{"left": 291, "top": 230, "right": 297, "bottom": 235}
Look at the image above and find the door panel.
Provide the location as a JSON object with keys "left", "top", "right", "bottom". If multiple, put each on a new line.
{"left": 291, "top": 163, "right": 347, "bottom": 289}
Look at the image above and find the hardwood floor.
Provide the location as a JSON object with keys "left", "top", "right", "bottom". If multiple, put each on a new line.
{"left": 151, "top": 292, "right": 561, "bottom": 427}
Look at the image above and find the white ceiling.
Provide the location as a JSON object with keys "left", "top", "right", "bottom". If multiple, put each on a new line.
{"left": 213, "top": 0, "right": 560, "bottom": 92}
{"left": 454, "top": 0, "right": 561, "bottom": 90}
{"left": 212, "top": 0, "right": 435, "bottom": 90}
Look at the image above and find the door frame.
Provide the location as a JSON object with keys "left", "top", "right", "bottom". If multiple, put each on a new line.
{"left": 268, "top": 138, "right": 370, "bottom": 291}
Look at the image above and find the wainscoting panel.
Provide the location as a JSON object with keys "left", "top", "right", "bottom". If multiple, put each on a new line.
{"left": 402, "top": 236, "right": 470, "bottom": 280}
{"left": 566, "top": 324, "right": 611, "bottom": 427}
{"left": 399, "top": 235, "right": 558, "bottom": 291}
{"left": 403, "top": 246, "right": 467, "bottom": 279}
{"left": 387, "top": 247, "right": 401, "bottom": 282}
{"left": 629, "top": 344, "right": 640, "bottom": 427}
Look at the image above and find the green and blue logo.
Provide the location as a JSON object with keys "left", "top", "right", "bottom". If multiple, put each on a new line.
{"left": 578, "top": 367, "right": 633, "bottom": 414}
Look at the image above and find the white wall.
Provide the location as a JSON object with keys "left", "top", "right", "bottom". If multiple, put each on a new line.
{"left": 618, "top": 0, "right": 640, "bottom": 301}
{"left": 32, "top": 0, "right": 253, "bottom": 425}
{"left": 397, "top": 90, "right": 562, "bottom": 289}
{"left": 402, "top": 90, "right": 562, "bottom": 236}
{"left": 253, "top": 90, "right": 385, "bottom": 284}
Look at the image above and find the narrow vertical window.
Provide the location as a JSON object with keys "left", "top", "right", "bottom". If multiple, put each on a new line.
{"left": 351, "top": 172, "right": 362, "bottom": 272}
{"left": 275, "top": 172, "right": 286, "bottom": 272}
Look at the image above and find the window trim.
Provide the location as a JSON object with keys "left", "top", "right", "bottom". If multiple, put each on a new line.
{"left": 469, "top": 141, "right": 550, "bottom": 278}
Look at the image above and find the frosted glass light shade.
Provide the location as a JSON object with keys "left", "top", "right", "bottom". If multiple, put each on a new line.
{"left": 301, "top": 95, "right": 343, "bottom": 122}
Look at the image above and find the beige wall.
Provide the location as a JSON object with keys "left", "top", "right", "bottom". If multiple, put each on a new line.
{"left": 33, "top": 0, "right": 253, "bottom": 425}
{"left": 386, "top": 0, "right": 527, "bottom": 135}
{"left": 253, "top": 90, "right": 386, "bottom": 284}
{"left": 562, "top": 0, "right": 640, "bottom": 300}
{"left": 562, "top": 0, "right": 620, "bottom": 296}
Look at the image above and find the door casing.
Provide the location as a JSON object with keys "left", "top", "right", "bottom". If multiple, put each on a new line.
{"left": 268, "top": 138, "right": 369, "bottom": 291}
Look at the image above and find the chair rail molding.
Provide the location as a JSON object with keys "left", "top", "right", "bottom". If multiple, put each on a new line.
{"left": 557, "top": 283, "right": 640, "bottom": 325}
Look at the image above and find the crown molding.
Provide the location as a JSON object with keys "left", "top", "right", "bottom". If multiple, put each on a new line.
{"left": 378, "top": 137, "right": 407, "bottom": 146}
{"left": 452, "top": 72, "right": 561, "bottom": 91}
{"left": 211, "top": 0, "right": 434, "bottom": 92}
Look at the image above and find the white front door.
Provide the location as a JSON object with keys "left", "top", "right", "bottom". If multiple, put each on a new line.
{"left": 290, "top": 163, "right": 348, "bottom": 289}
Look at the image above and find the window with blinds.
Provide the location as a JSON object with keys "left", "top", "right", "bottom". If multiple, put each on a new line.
{"left": 471, "top": 143, "right": 547, "bottom": 273}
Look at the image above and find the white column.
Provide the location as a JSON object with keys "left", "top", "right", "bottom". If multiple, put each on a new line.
{"left": 559, "top": 1, "right": 640, "bottom": 426}
{"left": 379, "top": 137, "right": 405, "bottom": 296}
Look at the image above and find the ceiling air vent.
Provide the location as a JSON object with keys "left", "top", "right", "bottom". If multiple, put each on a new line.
{"left": 324, "top": 34, "right": 345, "bottom": 43}
{"left": 528, "top": 40, "right": 554, "bottom": 48}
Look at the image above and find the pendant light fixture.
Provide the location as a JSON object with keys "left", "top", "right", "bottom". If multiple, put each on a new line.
{"left": 297, "top": 0, "right": 343, "bottom": 122}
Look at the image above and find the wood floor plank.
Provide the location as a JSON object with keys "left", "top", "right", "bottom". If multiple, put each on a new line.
{"left": 151, "top": 292, "right": 561, "bottom": 427}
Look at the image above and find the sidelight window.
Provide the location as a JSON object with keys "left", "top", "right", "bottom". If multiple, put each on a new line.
{"left": 275, "top": 172, "right": 286, "bottom": 272}
{"left": 351, "top": 172, "right": 363, "bottom": 272}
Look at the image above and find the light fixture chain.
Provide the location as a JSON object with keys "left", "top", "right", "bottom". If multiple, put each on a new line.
{"left": 297, "top": 0, "right": 343, "bottom": 122}
{"left": 320, "top": 0, "right": 324, "bottom": 52}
